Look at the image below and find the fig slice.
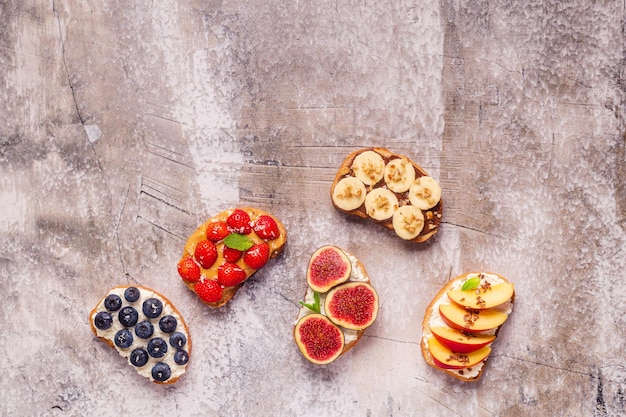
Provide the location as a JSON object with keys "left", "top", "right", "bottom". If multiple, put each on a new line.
{"left": 306, "top": 246, "right": 352, "bottom": 293}
{"left": 294, "top": 314, "right": 345, "bottom": 364}
{"left": 324, "top": 282, "right": 379, "bottom": 330}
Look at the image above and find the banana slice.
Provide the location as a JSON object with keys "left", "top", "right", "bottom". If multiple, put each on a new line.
{"left": 409, "top": 176, "right": 441, "bottom": 210}
{"left": 364, "top": 188, "right": 398, "bottom": 221}
{"left": 392, "top": 205, "right": 425, "bottom": 240}
{"left": 384, "top": 158, "right": 416, "bottom": 193}
{"left": 332, "top": 177, "right": 367, "bottom": 211}
{"left": 351, "top": 150, "right": 385, "bottom": 185}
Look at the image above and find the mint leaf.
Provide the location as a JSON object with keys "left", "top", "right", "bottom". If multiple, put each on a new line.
{"left": 461, "top": 276, "right": 481, "bottom": 291}
{"left": 223, "top": 233, "right": 254, "bottom": 251}
{"left": 299, "top": 291, "right": 321, "bottom": 313}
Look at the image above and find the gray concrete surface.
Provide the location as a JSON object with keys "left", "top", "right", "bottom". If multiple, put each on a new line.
{"left": 1, "top": 1, "right": 625, "bottom": 416}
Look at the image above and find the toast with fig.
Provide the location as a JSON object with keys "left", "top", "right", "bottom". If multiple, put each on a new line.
{"left": 294, "top": 246, "right": 379, "bottom": 364}
{"left": 177, "top": 207, "right": 286, "bottom": 308}
{"left": 90, "top": 285, "right": 191, "bottom": 384}
{"left": 331, "top": 147, "right": 443, "bottom": 242}
{"left": 421, "top": 272, "right": 514, "bottom": 381}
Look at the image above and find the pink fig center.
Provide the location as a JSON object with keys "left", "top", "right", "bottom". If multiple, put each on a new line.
{"left": 327, "top": 285, "right": 376, "bottom": 326}
{"left": 299, "top": 317, "right": 342, "bottom": 361}
{"left": 310, "top": 249, "right": 348, "bottom": 285}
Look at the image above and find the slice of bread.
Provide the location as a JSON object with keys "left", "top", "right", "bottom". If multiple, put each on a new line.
{"left": 331, "top": 147, "right": 443, "bottom": 243}
{"left": 178, "top": 207, "right": 287, "bottom": 308}
{"left": 421, "top": 272, "right": 514, "bottom": 381}
{"left": 90, "top": 285, "right": 191, "bottom": 384}
{"left": 293, "top": 247, "right": 378, "bottom": 363}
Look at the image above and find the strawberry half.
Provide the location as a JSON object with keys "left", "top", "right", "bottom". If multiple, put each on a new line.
{"left": 194, "top": 279, "right": 223, "bottom": 303}
{"left": 206, "top": 221, "right": 230, "bottom": 242}
{"left": 194, "top": 240, "right": 218, "bottom": 269}
{"left": 244, "top": 242, "right": 270, "bottom": 270}
{"left": 227, "top": 209, "right": 252, "bottom": 234}
{"left": 223, "top": 246, "right": 242, "bottom": 263}
{"left": 217, "top": 263, "right": 248, "bottom": 287}
{"left": 177, "top": 256, "right": 201, "bottom": 283}
{"left": 253, "top": 215, "right": 281, "bottom": 240}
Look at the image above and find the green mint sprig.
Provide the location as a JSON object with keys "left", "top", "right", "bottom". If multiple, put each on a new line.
{"left": 299, "top": 291, "right": 321, "bottom": 313}
{"left": 461, "top": 275, "right": 481, "bottom": 291}
{"left": 223, "top": 233, "right": 254, "bottom": 251}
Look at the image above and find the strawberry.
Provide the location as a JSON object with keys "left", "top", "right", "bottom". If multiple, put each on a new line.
{"left": 194, "top": 240, "right": 218, "bottom": 269}
{"left": 243, "top": 242, "right": 270, "bottom": 270}
{"left": 194, "top": 279, "right": 223, "bottom": 303}
{"left": 253, "top": 215, "right": 280, "bottom": 240}
{"left": 223, "top": 246, "right": 242, "bottom": 263}
{"left": 217, "top": 262, "right": 248, "bottom": 287}
{"left": 206, "top": 221, "right": 230, "bottom": 242}
{"left": 227, "top": 209, "right": 252, "bottom": 234}
{"left": 177, "top": 255, "right": 201, "bottom": 283}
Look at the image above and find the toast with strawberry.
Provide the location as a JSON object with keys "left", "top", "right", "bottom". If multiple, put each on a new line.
{"left": 177, "top": 207, "right": 287, "bottom": 308}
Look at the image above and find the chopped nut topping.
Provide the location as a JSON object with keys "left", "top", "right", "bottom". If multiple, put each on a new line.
{"left": 426, "top": 211, "right": 434, "bottom": 220}
{"left": 446, "top": 353, "right": 470, "bottom": 364}
{"left": 374, "top": 195, "right": 389, "bottom": 209}
{"left": 337, "top": 184, "right": 362, "bottom": 199}
{"left": 415, "top": 186, "right": 432, "bottom": 199}
{"left": 402, "top": 213, "right": 423, "bottom": 233}
{"left": 362, "top": 161, "right": 382, "bottom": 181}
{"left": 463, "top": 309, "right": 481, "bottom": 328}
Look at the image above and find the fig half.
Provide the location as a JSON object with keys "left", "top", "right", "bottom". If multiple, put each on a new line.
{"left": 294, "top": 314, "right": 345, "bottom": 364}
{"left": 306, "top": 246, "right": 352, "bottom": 293}
{"left": 324, "top": 282, "right": 379, "bottom": 330}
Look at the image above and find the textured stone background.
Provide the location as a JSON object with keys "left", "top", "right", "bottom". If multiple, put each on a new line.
{"left": 1, "top": 1, "right": 625, "bottom": 416}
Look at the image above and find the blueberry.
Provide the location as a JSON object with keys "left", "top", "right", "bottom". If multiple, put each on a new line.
{"left": 169, "top": 332, "right": 187, "bottom": 349}
{"left": 158, "top": 315, "right": 177, "bottom": 333}
{"left": 114, "top": 329, "right": 133, "bottom": 349}
{"left": 147, "top": 337, "right": 168, "bottom": 358}
{"left": 124, "top": 287, "right": 140, "bottom": 302}
{"left": 104, "top": 294, "right": 122, "bottom": 311}
{"left": 173, "top": 350, "right": 189, "bottom": 365}
{"left": 142, "top": 298, "right": 163, "bottom": 319}
{"left": 94, "top": 311, "right": 112, "bottom": 330}
{"left": 151, "top": 362, "right": 171, "bottom": 382}
{"left": 118, "top": 306, "right": 139, "bottom": 327}
{"left": 134, "top": 321, "right": 154, "bottom": 339}
{"left": 129, "top": 347, "right": 149, "bottom": 367}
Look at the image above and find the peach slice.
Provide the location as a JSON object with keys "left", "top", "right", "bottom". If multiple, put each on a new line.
{"left": 439, "top": 303, "right": 508, "bottom": 333}
{"left": 427, "top": 336, "right": 491, "bottom": 370}
{"left": 447, "top": 282, "right": 514, "bottom": 309}
{"left": 430, "top": 326, "right": 495, "bottom": 353}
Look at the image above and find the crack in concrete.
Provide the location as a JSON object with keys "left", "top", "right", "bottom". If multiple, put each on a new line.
{"left": 52, "top": 0, "right": 84, "bottom": 126}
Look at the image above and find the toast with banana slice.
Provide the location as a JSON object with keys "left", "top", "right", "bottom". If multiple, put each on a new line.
{"left": 331, "top": 147, "right": 443, "bottom": 242}
{"left": 177, "top": 207, "right": 287, "bottom": 308}
{"left": 421, "top": 272, "right": 514, "bottom": 381}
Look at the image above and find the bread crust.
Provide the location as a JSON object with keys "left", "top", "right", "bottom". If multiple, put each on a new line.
{"left": 89, "top": 285, "right": 192, "bottom": 385}
{"left": 180, "top": 207, "right": 287, "bottom": 308}
{"left": 330, "top": 147, "right": 443, "bottom": 243}
{"left": 421, "top": 272, "right": 514, "bottom": 381}
{"left": 293, "top": 248, "right": 375, "bottom": 363}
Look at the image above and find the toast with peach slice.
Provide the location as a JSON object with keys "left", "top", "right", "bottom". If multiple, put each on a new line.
{"left": 421, "top": 272, "right": 514, "bottom": 381}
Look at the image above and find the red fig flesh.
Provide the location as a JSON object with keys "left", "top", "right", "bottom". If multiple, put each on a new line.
{"left": 324, "top": 282, "right": 379, "bottom": 330}
{"left": 306, "top": 246, "right": 352, "bottom": 293}
{"left": 294, "top": 314, "right": 345, "bottom": 364}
